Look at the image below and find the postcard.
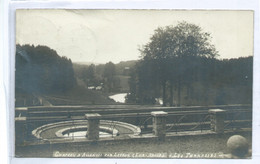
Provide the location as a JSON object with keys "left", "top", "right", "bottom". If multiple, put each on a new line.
{"left": 15, "top": 9, "right": 253, "bottom": 159}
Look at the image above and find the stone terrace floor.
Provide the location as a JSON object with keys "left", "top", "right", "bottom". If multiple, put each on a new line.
{"left": 15, "top": 131, "right": 251, "bottom": 158}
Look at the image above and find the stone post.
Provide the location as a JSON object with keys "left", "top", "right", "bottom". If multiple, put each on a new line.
{"left": 208, "top": 109, "right": 226, "bottom": 133}
{"left": 85, "top": 113, "right": 101, "bottom": 140}
{"left": 151, "top": 111, "right": 168, "bottom": 140}
{"left": 15, "top": 117, "right": 27, "bottom": 145}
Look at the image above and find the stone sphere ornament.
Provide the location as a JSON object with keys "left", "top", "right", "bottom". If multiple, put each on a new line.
{"left": 227, "top": 135, "right": 249, "bottom": 158}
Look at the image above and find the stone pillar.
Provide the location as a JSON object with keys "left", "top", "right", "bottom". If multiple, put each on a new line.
{"left": 15, "top": 117, "right": 27, "bottom": 145}
{"left": 151, "top": 111, "right": 168, "bottom": 140}
{"left": 85, "top": 113, "right": 101, "bottom": 140}
{"left": 208, "top": 109, "right": 226, "bottom": 133}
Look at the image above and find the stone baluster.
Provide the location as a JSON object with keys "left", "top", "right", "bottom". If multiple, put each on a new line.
{"left": 85, "top": 113, "right": 101, "bottom": 140}
{"left": 151, "top": 111, "right": 168, "bottom": 140}
{"left": 15, "top": 117, "right": 27, "bottom": 145}
{"left": 208, "top": 109, "right": 226, "bottom": 133}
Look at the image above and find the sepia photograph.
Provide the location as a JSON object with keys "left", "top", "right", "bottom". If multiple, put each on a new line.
{"left": 15, "top": 9, "right": 253, "bottom": 159}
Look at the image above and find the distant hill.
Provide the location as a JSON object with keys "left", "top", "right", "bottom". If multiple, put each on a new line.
{"left": 74, "top": 61, "right": 102, "bottom": 66}
{"left": 73, "top": 60, "right": 138, "bottom": 78}
{"left": 72, "top": 60, "right": 138, "bottom": 93}
{"left": 74, "top": 60, "right": 138, "bottom": 67}
{"left": 115, "top": 60, "right": 137, "bottom": 69}
{"left": 114, "top": 60, "right": 138, "bottom": 75}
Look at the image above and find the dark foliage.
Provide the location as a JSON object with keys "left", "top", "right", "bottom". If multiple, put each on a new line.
{"left": 127, "top": 56, "right": 252, "bottom": 106}
{"left": 15, "top": 44, "right": 76, "bottom": 95}
{"left": 73, "top": 61, "right": 137, "bottom": 93}
{"left": 126, "top": 22, "right": 252, "bottom": 106}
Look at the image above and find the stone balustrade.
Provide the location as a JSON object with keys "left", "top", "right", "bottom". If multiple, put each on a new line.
{"left": 208, "top": 109, "right": 226, "bottom": 133}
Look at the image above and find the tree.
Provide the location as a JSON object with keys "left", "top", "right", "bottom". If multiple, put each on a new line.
{"left": 138, "top": 21, "right": 218, "bottom": 106}
{"left": 82, "top": 64, "right": 96, "bottom": 86}
{"left": 16, "top": 44, "right": 76, "bottom": 95}
{"left": 103, "top": 62, "right": 117, "bottom": 92}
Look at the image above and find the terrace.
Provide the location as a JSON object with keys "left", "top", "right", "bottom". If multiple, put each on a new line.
{"left": 15, "top": 104, "right": 252, "bottom": 158}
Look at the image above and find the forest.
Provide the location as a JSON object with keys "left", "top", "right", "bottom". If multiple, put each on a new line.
{"left": 16, "top": 44, "right": 76, "bottom": 94}
{"left": 126, "top": 22, "right": 253, "bottom": 106}
{"left": 15, "top": 44, "right": 77, "bottom": 106}
{"left": 15, "top": 22, "right": 253, "bottom": 107}
{"left": 126, "top": 56, "right": 252, "bottom": 106}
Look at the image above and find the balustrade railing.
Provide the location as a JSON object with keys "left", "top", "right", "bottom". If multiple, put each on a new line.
{"left": 15, "top": 105, "right": 252, "bottom": 146}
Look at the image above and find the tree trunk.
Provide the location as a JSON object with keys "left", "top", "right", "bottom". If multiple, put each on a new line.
{"left": 170, "top": 82, "right": 174, "bottom": 106}
{"left": 162, "top": 81, "right": 166, "bottom": 106}
{"left": 187, "top": 83, "right": 191, "bottom": 103}
{"left": 177, "top": 78, "right": 181, "bottom": 106}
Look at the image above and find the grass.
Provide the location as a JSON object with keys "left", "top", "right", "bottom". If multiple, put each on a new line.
{"left": 46, "top": 86, "right": 116, "bottom": 105}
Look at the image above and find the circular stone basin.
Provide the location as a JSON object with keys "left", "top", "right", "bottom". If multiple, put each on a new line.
{"left": 32, "top": 120, "right": 141, "bottom": 141}
{"left": 63, "top": 130, "right": 113, "bottom": 139}
{"left": 55, "top": 125, "right": 118, "bottom": 139}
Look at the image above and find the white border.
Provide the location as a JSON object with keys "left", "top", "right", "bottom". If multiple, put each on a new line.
{"left": 1, "top": 0, "right": 9, "bottom": 164}
{"left": 2, "top": 0, "right": 260, "bottom": 164}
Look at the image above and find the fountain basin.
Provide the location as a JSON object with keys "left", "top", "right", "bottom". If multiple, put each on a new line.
{"left": 32, "top": 120, "right": 141, "bottom": 141}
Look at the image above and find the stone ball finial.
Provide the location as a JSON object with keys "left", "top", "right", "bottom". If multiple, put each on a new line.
{"left": 227, "top": 135, "right": 249, "bottom": 158}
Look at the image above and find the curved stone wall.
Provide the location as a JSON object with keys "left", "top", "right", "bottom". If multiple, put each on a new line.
{"left": 32, "top": 120, "right": 141, "bottom": 141}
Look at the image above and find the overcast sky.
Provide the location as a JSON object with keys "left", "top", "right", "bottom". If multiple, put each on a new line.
{"left": 16, "top": 10, "right": 253, "bottom": 64}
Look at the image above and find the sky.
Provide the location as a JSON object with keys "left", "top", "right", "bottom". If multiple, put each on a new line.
{"left": 16, "top": 10, "right": 254, "bottom": 64}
